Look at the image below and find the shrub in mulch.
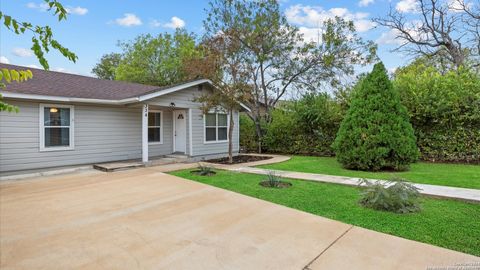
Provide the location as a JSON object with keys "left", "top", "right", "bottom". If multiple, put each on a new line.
{"left": 191, "top": 164, "right": 216, "bottom": 176}
{"left": 259, "top": 171, "right": 292, "bottom": 189}
{"left": 206, "top": 155, "right": 272, "bottom": 165}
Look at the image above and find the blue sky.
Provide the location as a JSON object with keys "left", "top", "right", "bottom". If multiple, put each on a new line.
{"left": 1, "top": 0, "right": 417, "bottom": 77}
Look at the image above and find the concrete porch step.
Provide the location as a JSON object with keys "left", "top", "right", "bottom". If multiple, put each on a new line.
{"left": 93, "top": 155, "right": 191, "bottom": 172}
{"left": 165, "top": 154, "right": 189, "bottom": 160}
{"left": 93, "top": 161, "right": 145, "bottom": 172}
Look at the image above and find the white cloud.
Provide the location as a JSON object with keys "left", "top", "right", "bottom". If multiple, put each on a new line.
{"left": 285, "top": 4, "right": 376, "bottom": 33}
{"left": 396, "top": 0, "right": 419, "bottom": 13}
{"left": 114, "top": 13, "right": 142, "bottom": 27}
{"left": 27, "top": 2, "right": 87, "bottom": 15}
{"left": 376, "top": 21, "right": 424, "bottom": 45}
{"left": 0, "top": 56, "right": 10, "bottom": 64}
{"left": 163, "top": 16, "right": 186, "bottom": 29}
{"left": 448, "top": 0, "right": 471, "bottom": 12}
{"left": 12, "top": 48, "right": 34, "bottom": 57}
{"left": 52, "top": 67, "right": 77, "bottom": 74}
{"left": 359, "top": 0, "right": 375, "bottom": 7}
{"left": 298, "top": 27, "right": 322, "bottom": 43}
{"left": 355, "top": 20, "right": 376, "bottom": 32}
{"left": 27, "top": 64, "right": 40, "bottom": 69}
{"left": 150, "top": 19, "right": 162, "bottom": 27}
{"left": 66, "top": 6, "right": 88, "bottom": 15}
{"left": 376, "top": 29, "right": 403, "bottom": 45}
{"left": 26, "top": 2, "right": 49, "bottom": 11}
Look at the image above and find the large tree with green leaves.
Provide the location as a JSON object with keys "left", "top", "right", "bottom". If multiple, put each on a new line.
{"left": 112, "top": 29, "right": 204, "bottom": 86}
{"left": 333, "top": 62, "right": 418, "bottom": 171}
{"left": 91, "top": 53, "right": 121, "bottom": 80}
{"left": 0, "top": 0, "right": 77, "bottom": 112}
{"left": 204, "top": 0, "right": 377, "bottom": 152}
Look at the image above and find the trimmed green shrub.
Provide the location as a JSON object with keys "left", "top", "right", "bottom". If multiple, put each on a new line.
{"left": 359, "top": 177, "right": 421, "bottom": 214}
{"left": 394, "top": 62, "right": 480, "bottom": 163}
{"left": 239, "top": 114, "right": 258, "bottom": 153}
{"left": 333, "top": 62, "right": 419, "bottom": 171}
{"left": 262, "top": 93, "right": 343, "bottom": 156}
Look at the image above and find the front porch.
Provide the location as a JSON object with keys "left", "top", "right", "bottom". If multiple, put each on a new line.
{"left": 93, "top": 153, "right": 191, "bottom": 172}
{"left": 140, "top": 104, "right": 193, "bottom": 163}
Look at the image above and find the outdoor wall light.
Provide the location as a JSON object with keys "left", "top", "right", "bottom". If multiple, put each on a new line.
{"left": 50, "top": 107, "right": 58, "bottom": 113}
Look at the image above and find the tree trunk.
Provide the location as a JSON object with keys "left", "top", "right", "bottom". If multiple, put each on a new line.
{"left": 228, "top": 110, "right": 234, "bottom": 164}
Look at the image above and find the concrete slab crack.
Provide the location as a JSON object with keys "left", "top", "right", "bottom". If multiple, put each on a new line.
{"left": 302, "top": 225, "right": 354, "bottom": 270}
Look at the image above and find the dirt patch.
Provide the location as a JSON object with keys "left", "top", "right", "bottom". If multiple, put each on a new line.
{"left": 191, "top": 170, "right": 217, "bottom": 176}
{"left": 206, "top": 155, "right": 273, "bottom": 164}
{"left": 259, "top": 181, "right": 292, "bottom": 189}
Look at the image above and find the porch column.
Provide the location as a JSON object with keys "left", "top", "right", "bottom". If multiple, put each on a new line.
{"left": 142, "top": 104, "right": 149, "bottom": 163}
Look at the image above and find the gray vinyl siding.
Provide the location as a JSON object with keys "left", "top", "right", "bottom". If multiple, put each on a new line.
{"left": 0, "top": 85, "right": 240, "bottom": 173}
{"left": 0, "top": 100, "right": 173, "bottom": 173}
{"left": 149, "top": 86, "right": 240, "bottom": 157}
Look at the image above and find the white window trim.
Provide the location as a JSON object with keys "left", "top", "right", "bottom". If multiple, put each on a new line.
{"left": 203, "top": 112, "right": 229, "bottom": 144}
{"left": 148, "top": 110, "right": 163, "bottom": 145}
{"left": 39, "top": 103, "right": 75, "bottom": 152}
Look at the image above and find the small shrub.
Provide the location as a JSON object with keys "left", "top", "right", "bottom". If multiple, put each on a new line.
{"left": 192, "top": 163, "right": 216, "bottom": 176}
{"left": 259, "top": 171, "right": 291, "bottom": 188}
{"left": 358, "top": 177, "right": 421, "bottom": 214}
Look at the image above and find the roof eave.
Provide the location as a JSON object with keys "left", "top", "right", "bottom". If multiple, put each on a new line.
{"left": 1, "top": 91, "right": 140, "bottom": 105}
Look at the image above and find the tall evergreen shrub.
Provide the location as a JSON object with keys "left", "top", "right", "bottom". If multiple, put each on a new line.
{"left": 333, "top": 62, "right": 418, "bottom": 171}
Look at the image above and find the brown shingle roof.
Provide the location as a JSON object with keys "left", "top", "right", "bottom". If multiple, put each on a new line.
{"left": 0, "top": 64, "right": 163, "bottom": 100}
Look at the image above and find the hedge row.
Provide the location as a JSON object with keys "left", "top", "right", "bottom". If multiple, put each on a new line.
{"left": 240, "top": 64, "right": 480, "bottom": 164}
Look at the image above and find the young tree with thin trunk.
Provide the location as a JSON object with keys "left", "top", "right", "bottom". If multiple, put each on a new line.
{"left": 204, "top": 0, "right": 377, "bottom": 152}
{"left": 186, "top": 34, "right": 250, "bottom": 163}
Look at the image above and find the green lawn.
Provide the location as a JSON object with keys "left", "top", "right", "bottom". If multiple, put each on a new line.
{"left": 257, "top": 156, "right": 480, "bottom": 189}
{"left": 170, "top": 169, "right": 480, "bottom": 256}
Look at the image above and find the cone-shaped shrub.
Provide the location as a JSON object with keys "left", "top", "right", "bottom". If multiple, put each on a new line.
{"left": 333, "top": 62, "right": 418, "bottom": 171}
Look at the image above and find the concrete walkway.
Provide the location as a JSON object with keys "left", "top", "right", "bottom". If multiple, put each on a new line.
{"left": 217, "top": 166, "right": 480, "bottom": 202}
{"left": 1, "top": 168, "right": 477, "bottom": 269}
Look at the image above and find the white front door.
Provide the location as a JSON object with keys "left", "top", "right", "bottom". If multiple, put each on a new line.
{"left": 173, "top": 110, "right": 186, "bottom": 153}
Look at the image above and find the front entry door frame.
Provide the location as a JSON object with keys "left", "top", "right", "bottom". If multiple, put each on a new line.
{"left": 173, "top": 110, "right": 187, "bottom": 153}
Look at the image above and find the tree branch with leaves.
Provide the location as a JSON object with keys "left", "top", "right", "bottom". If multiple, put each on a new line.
{"left": 0, "top": 0, "right": 77, "bottom": 112}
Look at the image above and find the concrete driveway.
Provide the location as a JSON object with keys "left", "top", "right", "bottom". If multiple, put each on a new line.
{"left": 0, "top": 168, "right": 477, "bottom": 269}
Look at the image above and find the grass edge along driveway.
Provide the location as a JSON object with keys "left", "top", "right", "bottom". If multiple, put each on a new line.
{"left": 257, "top": 156, "right": 480, "bottom": 189}
{"left": 170, "top": 169, "right": 480, "bottom": 257}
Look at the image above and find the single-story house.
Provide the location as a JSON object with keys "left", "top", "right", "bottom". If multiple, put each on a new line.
{"left": 0, "top": 64, "right": 249, "bottom": 174}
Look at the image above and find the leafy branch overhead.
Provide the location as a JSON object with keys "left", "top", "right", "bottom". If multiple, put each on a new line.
{"left": 0, "top": 0, "right": 77, "bottom": 70}
{"left": 0, "top": 68, "right": 33, "bottom": 112}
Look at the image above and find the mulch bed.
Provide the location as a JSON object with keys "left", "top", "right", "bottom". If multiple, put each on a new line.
{"left": 259, "top": 181, "right": 292, "bottom": 189}
{"left": 206, "top": 155, "right": 272, "bottom": 165}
